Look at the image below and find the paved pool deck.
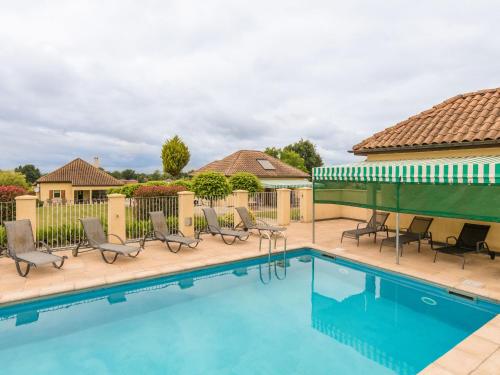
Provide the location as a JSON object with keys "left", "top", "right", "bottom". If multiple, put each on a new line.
{"left": 0, "top": 219, "right": 498, "bottom": 374}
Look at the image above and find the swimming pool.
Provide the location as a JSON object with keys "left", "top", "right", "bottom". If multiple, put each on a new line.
{"left": 0, "top": 249, "right": 497, "bottom": 374}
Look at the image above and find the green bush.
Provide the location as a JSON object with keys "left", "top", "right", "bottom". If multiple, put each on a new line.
{"left": 108, "top": 183, "right": 142, "bottom": 198}
{"left": 170, "top": 179, "right": 193, "bottom": 190}
{"left": 126, "top": 216, "right": 178, "bottom": 238}
{"left": 192, "top": 172, "right": 231, "bottom": 198}
{"left": 144, "top": 180, "right": 169, "bottom": 187}
{"left": 0, "top": 226, "right": 6, "bottom": 249}
{"left": 0, "top": 171, "right": 29, "bottom": 189}
{"left": 229, "top": 172, "right": 263, "bottom": 193}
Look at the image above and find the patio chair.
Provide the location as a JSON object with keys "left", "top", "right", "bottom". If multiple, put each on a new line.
{"left": 74, "top": 217, "right": 143, "bottom": 264}
{"left": 201, "top": 207, "right": 250, "bottom": 245}
{"left": 148, "top": 211, "right": 201, "bottom": 253}
{"left": 235, "top": 206, "right": 286, "bottom": 236}
{"left": 379, "top": 216, "right": 434, "bottom": 255}
{"left": 4, "top": 219, "right": 67, "bottom": 277}
{"left": 433, "top": 223, "right": 494, "bottom": 269}
{"left": 341, "top": 212, "right": 389, "bottom": 246}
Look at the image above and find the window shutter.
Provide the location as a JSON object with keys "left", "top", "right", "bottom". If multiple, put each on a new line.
{"left": 49, "top": 190, "right": 53, "bottom": 199}
{"left": 61, "top": 190, "right": 66, "bottom": 199}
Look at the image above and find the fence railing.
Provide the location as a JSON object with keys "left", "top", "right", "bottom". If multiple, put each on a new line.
{"left": 194, "top": 195, "right": 235, "bottom": 234}
{"left": 126, "top": 196, "right": 179, "bottom": 241}
{"left": 0, "top": 201, "right": 16, "bottom": 226}
{"left": 249, "top": 191, "right": 277, "bottom": 225}
{"left": 290, "top": 190, "right": 301, "bottom": 221}
{"left": 0, "top": 201, "right": 16, "bottom": 250}
{"left": 36, "top": 200, "right": 108, "bottom": 250}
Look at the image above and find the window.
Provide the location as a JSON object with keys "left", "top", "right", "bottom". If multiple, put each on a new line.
{"left": 257, "top": 159, "right": 276, "bottom": 170}
{"left": 53, "top": 190, "right": 61, "bottom": 199}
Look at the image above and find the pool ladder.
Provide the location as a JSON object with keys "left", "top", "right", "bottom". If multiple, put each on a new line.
{"left": 258, "top": 231, "right": 287, "bottom": 284}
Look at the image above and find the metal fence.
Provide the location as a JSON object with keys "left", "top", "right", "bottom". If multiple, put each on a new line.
{"left": 36, "top": 200, "right": 108, "bottom": 250}
{"left": 0, "top": 201, "right": 16, "bottom": 251}
{"left": 0, "top": 201, "right": 15, "bottom": 226}
{"left": 290, "top": 189, "right": 301, "bottom": 221}
{"left": 194, "top": 195, "right": 235, "bottom": 234}
{"left": 248, "top": 191, "right": 277, "bottom": 225}
{"left": 126, "top": 196, "right": 179, "bottom": 241}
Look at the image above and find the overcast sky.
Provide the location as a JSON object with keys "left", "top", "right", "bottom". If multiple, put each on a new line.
{"left": 0, "top": 0, "right": 498, "bottom": 173}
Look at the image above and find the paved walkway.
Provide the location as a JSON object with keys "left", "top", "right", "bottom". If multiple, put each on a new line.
{"left": 0, "top": 219, "right": 498, "bottom": 374}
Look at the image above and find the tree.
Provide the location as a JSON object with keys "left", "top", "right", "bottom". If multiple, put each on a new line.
{"left": 192, "top": 172, "right": 231, "bottom": 198}
{"left": 229, "top": 172, "right": 263, "bottom": 192}
{"left": 283, "top": 139, "right": 323, "bottom": 173}
{"left": 121, "top": 169, "right": 138, "bottom": 180}
{"left": 280, "top": 150, "right": 307, "bottom": 172}
{"left": 264, "top": 147, "right": 280, "bottom": 159}
{"left": 14, "top": 164, "right": 41, "bottom": 184}
{"left": 0, "top": 171, "right": 29, "bottom": 189}
{"left": 161, "top": 135, "right": 190, "bottom": 179}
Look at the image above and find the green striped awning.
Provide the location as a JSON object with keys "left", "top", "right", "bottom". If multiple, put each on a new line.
{"left": 313, "top": 156, "right": 500, "bottom": 185}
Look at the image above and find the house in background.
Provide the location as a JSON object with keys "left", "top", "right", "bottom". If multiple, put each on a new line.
{"left": 193, "top": 150, "right": 311, "bottom": 189}
{"left": 36, "top": 157, "right": 123, "bottom": 203}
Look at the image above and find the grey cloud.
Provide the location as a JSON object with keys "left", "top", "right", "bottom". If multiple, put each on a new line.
{"left": 0, "top": 0, "right": 499, "bottom": 172}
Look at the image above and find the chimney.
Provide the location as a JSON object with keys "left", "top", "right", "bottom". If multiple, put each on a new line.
{"left": 93, "top": 156, "right": 100, "bottom": 168}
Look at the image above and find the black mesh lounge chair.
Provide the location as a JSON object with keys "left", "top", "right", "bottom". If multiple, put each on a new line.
{"left": 235, "top": 207, "right": 286, "bottom": 235}
{"left": 148, "top": 211, "right": 200, "bottom": 253}
{"left": 433, "top": 223, "right": 494, "bottom": 269}
{"left": 201, "top": 207, "right": 250, "bottom": 245}
{"left": 380, "top": 216, "right": 434, "bottom": 255}
{"left": 4, "top": 219, "right": 67, "bottom": 277}
{"left": 74, "top": 217, "right": 143, "bottom": 264}
{"left": 341, "top": 212, "right": 389, "bottom": 246}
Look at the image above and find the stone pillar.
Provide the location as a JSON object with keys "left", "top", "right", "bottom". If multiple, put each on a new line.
{"left": 178, "top": 191, "right": 195, "bottom": 237}
{"left": 232, "top": 190, "right": 249, "bottom": 227}
{"left": 107, "top": 193, "right": 126, "bottom": 243}
{"left": 15, "top": 195, "right": 38, "bottom": 237}
{"left": 276, "top": 188, "right": 291, "bottom": 226}
{"left": 298, "top": 187, "right": 313, "bottom": 223}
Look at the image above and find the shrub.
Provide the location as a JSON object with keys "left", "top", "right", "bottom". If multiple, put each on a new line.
{"left": 0, "top": 226, "right": 6, "bottom": 250}
{"left": 192, "top": 172, "right": 231, "bottom": 198}
{"left": 108, "top": 183, "right": 142, "bottom": 198}
{"left": 0, "top": 171, "right": 29, "bottom": 189}
{"left": 144, "top": 180, "right": 169, "bottom": 187}
{"left": 132, "top": 185, "right": 186, "bottom": 219}
{"left": 229, "top": 172, "right": 263, "bottom": 193}
{"left": 133, "top": 185, "right": 186, "bottom": 198}
{"left": 0, "top": 185, "right": 27, "bottom": 202}
{"left": 170, "top": 179, "right": 193, "bottom": 190}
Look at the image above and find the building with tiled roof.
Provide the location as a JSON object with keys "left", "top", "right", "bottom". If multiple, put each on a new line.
{"left": 193, "top": 150, "right": 310, "bottom": 188}
{"left": 36, "top": 158, "right": 123, "bottom": 202}
{"left": 353, "top": 87, "right": 499, "bottom": 156}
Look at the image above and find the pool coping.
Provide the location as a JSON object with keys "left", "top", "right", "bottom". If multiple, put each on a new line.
{"left": 0, "top": 243, "right": 498, "bottom": 374}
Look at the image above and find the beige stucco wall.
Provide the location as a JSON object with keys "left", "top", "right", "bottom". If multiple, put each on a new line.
{"left": 365, "top": 146, "right": 500, "bottom": 161}
{"left": 38, "top": 182, "right": 73, "bottom": 201}
{"left": 38, "top": 183, "right": 118, "bottom": 202}
{"left": 335, "top": 147, "right": 500, "bottom": 249}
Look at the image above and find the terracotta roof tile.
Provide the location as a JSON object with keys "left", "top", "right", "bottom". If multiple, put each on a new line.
{"left": 353, "top": 88, "right": 500, "bottom": 154}
{"left": 193, "top": 150, "right": 310, "bottom": 178}
{"left": 37, "top": 158, "right": 123, "bottom": 186}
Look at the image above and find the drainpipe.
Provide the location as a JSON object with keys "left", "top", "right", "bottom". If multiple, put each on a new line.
{"left": 395, "top": 178, "right": 401, "bottom": 265}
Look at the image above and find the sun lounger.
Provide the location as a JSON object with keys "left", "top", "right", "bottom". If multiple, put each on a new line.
{"left": 341, "top": 212, "right": 389, "bottom": 246}
{"left": 235, "top": 206, "right": 286, "bottom": 235}
{"left": 148, "top": 211, "right": 200, "bottom": 253}
{"left": 74, "top": 217, "right": 143, "bottom": 263}
{"left": 433, "top": 223, "right": 494, "bottom": 269}
{"left": 380, "top": 216, "right": 433, "bottom": 255}
{"left": 5, "top": 219, "right": 67, "bottom": 277}
{"left": 201, "top": 207, "right": 249, "bottom": 245}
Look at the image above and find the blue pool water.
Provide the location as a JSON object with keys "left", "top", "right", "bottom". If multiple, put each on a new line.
{"left": 0, "top": 249, "right": 498, "bottom": 375}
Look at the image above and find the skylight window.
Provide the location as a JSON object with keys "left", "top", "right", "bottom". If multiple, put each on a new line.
{"left": 257, "top": 159, "right": 276, "bottom": 170}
